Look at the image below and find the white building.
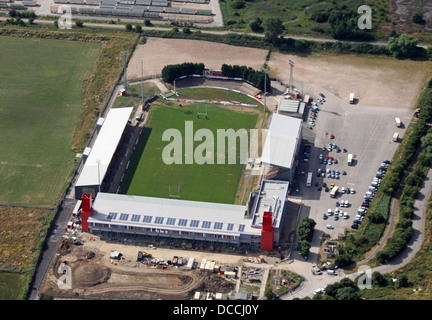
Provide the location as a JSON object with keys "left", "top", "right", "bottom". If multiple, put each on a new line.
{"left": 75, "top": 107, "right": 133, "bottom": 197}
{"left": 260, "top": 113, "right": 302, "bottom": 182}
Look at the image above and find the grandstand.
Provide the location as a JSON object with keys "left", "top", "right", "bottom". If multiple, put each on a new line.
{"left": 174, "top": 76, "right": 261, "bottom": 97}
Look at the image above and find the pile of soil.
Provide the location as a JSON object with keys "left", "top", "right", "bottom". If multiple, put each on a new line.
{"left": 58, "top": 238, "right": 74, "bottom": 255}
{"left": 196, "top": 273, "right": 235, "bottom": 293}
{"left": 72, "top": 263, "right": 110, "bottom": 287}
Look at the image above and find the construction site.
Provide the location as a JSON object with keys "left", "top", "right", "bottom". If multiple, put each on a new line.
{"left": 39, "top": 229, "right": 294, "bottom": 300}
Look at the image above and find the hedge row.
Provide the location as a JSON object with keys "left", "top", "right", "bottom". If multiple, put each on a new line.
{"left": 161, "top": 62, "right": 205, "bottom": 83}
{"left": 221, "top": 64, "right": 271, "bottom": 92}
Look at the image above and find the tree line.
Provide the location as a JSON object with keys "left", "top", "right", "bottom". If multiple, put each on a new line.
{"left": 221, "top": 64, "right": 270, "bottom": 92}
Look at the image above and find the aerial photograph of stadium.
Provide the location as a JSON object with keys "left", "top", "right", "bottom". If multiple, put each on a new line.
{"left": 1, "top": 0, "right": 432, "bottom": 312}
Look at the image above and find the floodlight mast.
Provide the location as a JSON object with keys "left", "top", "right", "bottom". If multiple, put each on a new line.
{"left": 122, "top": 50, "right": 129, "bottom": 92}
{"left": 289, "top": 60, "right": 294, "bottom": 90}
{"left": 262, "top": 67, "right": 268, "bottom": 112}
{"left": 139, "top": 59, "right": 144, "bottom": 106}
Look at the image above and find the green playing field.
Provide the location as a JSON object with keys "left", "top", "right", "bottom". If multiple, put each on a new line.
{"left": 120, "top": 97, "right": 261, "bottom": 204}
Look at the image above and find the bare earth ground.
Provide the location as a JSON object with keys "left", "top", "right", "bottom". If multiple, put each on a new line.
{"left": 268, "top": 51, "right": 432, "bottom": 109}
{"left": 39, "top": 234, "right": 278, "bottom": 300}
{"left": 127, "top": 38, "right": 269, "bottom": 80}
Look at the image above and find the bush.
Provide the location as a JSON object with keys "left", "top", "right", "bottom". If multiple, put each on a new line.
{"left": 249, "top": 18, "right": 264, "bottom": 33}
{"left": 125, "top": 24, "right": 133, "bottom": 31}
{"left": 412, "top": 12, "right": 425, "bottom": 24}
{"left": 182, "top": 27, "right": 191, "bottom": 35}
{"left": 135, "top": 25, "right": 142, "bottom": 33}
{"left": 231, "top": 0, "right": 245, "bottom": 9}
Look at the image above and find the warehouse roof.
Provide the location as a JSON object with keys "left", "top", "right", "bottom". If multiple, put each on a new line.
{"left": 260, "top": 113, "right": 301, "bottom": 169}
{"left": 75, "top": 107, "right": 133, "bottom": 189}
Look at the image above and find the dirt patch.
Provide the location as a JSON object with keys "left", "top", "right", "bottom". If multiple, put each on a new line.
{"left": 268, "top": 51, "right": 432, "bottom": 109}
{"left": 39, "top": 238, "right": 237, "bottom": 300}
{"left": 127, "top": 38, "right": 268, "bottom": 80}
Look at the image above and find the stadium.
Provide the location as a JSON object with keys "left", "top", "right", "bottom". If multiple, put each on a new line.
{"left": 72, "top": 71, "right": 304, "bottom": 252}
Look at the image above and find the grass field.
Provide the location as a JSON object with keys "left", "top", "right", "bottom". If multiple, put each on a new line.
{"left": 120, "top": 89, "right": 264, "bottom": 204}
{"left": 0, "top": 36, "right": 100, "bottom": 206}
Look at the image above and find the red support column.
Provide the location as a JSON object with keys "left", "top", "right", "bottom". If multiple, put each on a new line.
{"left": 80, "top": 193, "right": 93, "bottom": 232}
{"left": 261, "top": 211, "right": 274, "bottom": 251}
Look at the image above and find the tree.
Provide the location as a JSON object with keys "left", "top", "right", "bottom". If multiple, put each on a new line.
{"left": 387, "top": 34, "right": 419, "bottom": 59}
{"left": 335, "top": 253, "right": 353, "bottom": 268}
{"left": 296, "top": 217, "right": 316, "bottom": 242}
{"left": 372, "top": 271, "right": 388, "bottom": 287}
{"left": 297, "top": 240, "right": 311, "bottom": 257}
{"left": 135, "top": 25, "right": 142, "bottom": 33}
{"left": 125, "top": 23, "right": 133, "bottom": 31}
{"left": 395, "top": 274, "right": 409, "bottom": 288}
{"left": 421, "top": 131, "right": 432, "bottom": 154}
{"left": 75, "top": 20, "right": 83, "bottom": 28}
{"left": 249, "top": 18, "right": 263, "bottom": 33}
{"left": 264, "top": 18, "right": 284, "bottom": 45}
{"left": 335, "top": 286, "right": 361, "bottom": 300}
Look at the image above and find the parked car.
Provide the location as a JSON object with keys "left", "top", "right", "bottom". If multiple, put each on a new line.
{"left": 326, "top": 225, "right": 334, "bottom": 229}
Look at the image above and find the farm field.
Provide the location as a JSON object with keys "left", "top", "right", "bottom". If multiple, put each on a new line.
{"left": 0, "top": 36, "right": 100, "bottom": 206}
{"left": 120, "top": 89, "right": 264, "bottom": 204}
